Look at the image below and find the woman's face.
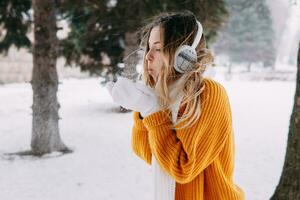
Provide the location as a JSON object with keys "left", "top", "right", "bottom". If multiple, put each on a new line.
{"left": 145, "top": 26, "right": 164, "bottom": 82}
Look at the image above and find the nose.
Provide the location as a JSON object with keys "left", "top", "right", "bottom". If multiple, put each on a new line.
{"left": 145, "top": 49, "right": 153, "bottom": 62}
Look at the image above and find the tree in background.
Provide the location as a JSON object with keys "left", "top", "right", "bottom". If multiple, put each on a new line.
{"left": 213, "top": 0, "right": 276, "bottom": 71}
{"left": 0, "top": 0, "right": 70, "bottom": 156}
{"left": 31, "top": 0, "right": 70, "bottom": 155}
{"left": 270, "top": 42, "right": 300, "bottom": 200}
{"left": 0, "top": 0, "right": 31, "bottom": 52}
{"left": 57, "top": 0, "right": 124, "bottom": 82}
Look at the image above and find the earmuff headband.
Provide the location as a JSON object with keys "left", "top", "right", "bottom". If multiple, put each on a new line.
{"left": 173, "top": 20, "right": 203, "bottom": 73}
{"left": 191, "top": 21, "right": 203, "bottom": 49}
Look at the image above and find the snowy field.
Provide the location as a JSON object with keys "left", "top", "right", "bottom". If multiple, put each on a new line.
{"left": 0, "top": 68, "right": 296, "bottom": 200}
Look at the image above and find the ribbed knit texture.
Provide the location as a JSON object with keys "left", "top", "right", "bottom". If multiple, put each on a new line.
{"left": 131, "top": 78, "right": 245, "bottom": 200}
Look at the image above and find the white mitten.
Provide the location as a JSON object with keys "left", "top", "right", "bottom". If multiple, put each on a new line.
{"left": 106, "top": 77, "right": 160, "bottom": 117}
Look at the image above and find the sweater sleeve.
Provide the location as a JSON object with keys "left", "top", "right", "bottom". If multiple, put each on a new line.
{"left": 142, "top": 80, "right": 232, "bottom": 184}
{"left": 131, "top": 111, "right": 152, "bottom": 165}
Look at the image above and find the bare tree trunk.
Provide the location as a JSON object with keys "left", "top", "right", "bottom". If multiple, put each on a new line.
{"left": 119, "top": 31, "right": 140, "bottom": 113}
{"left": 31, "top": 0, "right": 69, "bottom": 155}
{"left": 228, "top": 62, "right": 232, "bottom": 74}
{"left": 122, "top": 31, "right": 139, "bottom": 80}
{"left": 270, "top": 42, "right": 300, "bottom": 200}
{"left": 247, "top": 62, "right": 251, "bottom": 72}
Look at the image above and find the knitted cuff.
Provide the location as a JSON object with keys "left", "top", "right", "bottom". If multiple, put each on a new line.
{"left": 133, "top": 111, "right": 148, "bottom": 131}
{"left": 143, "top": 110, "right": 172, "bottom": 128}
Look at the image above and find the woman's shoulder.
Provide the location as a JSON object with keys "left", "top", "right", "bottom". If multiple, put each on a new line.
{"left": 178, "top": 78, "right": 230, "bottom": 117}
{"left": 202, "top": 78, "right": 228, "bottom": 98}
{"left": 199, "top": 78, "right": 231, "bottom": 111}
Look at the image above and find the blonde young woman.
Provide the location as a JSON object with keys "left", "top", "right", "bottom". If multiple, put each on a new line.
{"left": 107, "top": 11, "right": 245, "bottom": 200}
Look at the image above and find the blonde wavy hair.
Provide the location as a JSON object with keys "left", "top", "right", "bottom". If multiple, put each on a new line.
{"left": 140, "top": 11, "right": 214, "bottom": 129}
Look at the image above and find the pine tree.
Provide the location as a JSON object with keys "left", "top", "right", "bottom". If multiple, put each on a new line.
{"left": 214, "top": 0, "right": 276, "bottom": 69}
{"left": 30, "top": 0, "right": 70, "bottom": 155}
{"left": 0, "top": 0, "right": 31, "bottom": 52}
{"left": 0, "top": 0, "right": 70, "bottom": 156}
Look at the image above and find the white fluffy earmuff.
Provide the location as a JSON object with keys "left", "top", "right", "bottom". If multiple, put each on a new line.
{"left": 174, "top": 21, "right": 203, "bottom": 73}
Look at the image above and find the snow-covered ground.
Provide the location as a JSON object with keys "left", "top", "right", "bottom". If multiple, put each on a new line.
{"left": 0, "top": 68, "right": 296, "bottom": 200}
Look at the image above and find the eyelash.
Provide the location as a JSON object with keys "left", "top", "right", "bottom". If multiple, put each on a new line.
{"left": 148, "top": 47, "right": 161, "bottom": 51}
{"left": 147, "top": 45, "right": 162, "bottom": 53}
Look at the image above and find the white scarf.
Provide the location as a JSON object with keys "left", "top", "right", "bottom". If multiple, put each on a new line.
{"left": 153, "top": 82, "right": 184, "bottom": 200}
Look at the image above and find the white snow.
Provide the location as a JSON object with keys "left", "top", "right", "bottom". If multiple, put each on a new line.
{"left": 0, "top": 68, "right": 296, "bottom": 200}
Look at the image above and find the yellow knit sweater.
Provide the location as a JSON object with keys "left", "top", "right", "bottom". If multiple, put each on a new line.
{"left": 131, "top": 78, "right": 245, "bottom": 200}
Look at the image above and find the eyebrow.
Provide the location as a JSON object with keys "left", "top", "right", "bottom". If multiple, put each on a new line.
{"left": 149, "top": 41, "right": 161, "bottom": 45}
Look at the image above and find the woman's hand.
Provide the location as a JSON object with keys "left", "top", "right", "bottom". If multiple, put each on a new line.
{"left": 106, "top": 77, "right": 159, "bottom": 117}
